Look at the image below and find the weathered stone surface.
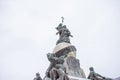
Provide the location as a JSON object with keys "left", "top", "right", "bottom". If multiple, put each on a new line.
{"left": 55, "top": 46, "right": 76, "bottom": 57}
{"left": 53, "top": 42, "right": 76, "bottom": 57}
{"left": 53, "top": 42, "right": 86, "bottom": 78}
{"left": 44, "top": 76, "right": 89, "bottom": 80}
{"left": 64, "top": 56, "right": 86, "bottom": 78}
{"left": 53, "top": 42, "right": 74, "bottom": 53}
{"left": 67, "top": 51, "right": 76, "bottom": 58}
{"left": 68, "top": 76, "right": 90, "bottom": 80}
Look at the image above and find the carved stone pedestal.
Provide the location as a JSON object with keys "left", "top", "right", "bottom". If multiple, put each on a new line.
{"left": 44, "top": 76, "right": 89, "bottom": 80}
{"left": 68, "top": 76, "right": 90, "bottom": 80}
{"left": 53, "top": 42, "right": 86, "bottom": 78}
{"left": 44, "top": 21, "right": 87, "bottom": 80}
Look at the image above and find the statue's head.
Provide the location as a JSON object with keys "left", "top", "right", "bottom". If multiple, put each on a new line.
{"left": 89, "top": 67, "right": 94, "bottom": 71}
{"left": 47, "top": 53, "right": 53, "bottom": 58}
{"left": 36, "top": 72, "right": 40, "bottom": 77}
{"left": 63, "top": 25, "right": 66, "bottom": 28}
{"left": 47, "top": 53, "right": 56, "bottom": 61}
{"left": 56, "top": 23, "right": 63, "bottom": 30}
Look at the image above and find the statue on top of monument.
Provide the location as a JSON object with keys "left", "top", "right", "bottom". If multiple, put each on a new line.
{"left": 56, "top": 17, "right": 73, "bottom": 45}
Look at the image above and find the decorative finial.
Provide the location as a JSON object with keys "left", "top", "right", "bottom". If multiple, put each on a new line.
{"left": 61, "top": 17, "right": 64, "bottom": 23}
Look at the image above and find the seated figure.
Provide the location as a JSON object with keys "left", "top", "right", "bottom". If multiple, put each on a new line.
{"left": 88, "top": 67, "right": 112, "bottom": 80}
{"left": 33, "top": 73, "right": 42, "bottom": 80}
{"left": 50, "top": 62, "right": 69, "bottom": 80}
{"left": 46, "top": 53, "right": 69, "bottom": 80}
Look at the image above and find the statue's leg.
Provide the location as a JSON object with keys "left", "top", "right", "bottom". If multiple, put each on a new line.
{"left": 50, "top": 69, "right": 57, "bottom": 80}
{"left": 64, "top": 75, "right": 69, "bottom": 80}
{"left": 50, "top": 70, "right": 54, "bottom": 80}
{"left": 53, "top": 70, "right": 58, "bottom": 80}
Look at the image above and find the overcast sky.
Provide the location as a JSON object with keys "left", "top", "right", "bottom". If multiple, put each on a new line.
{"left": 0, "top": 0, "right": 120, "bottom": 80}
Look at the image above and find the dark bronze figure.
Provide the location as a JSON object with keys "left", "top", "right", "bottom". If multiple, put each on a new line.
{"left": 88, "top": 67, "right": 112, "bottom": 80}
{"left": 45, "top": 53, "right": 58, "bottom": 78}
{"left": 45, "top": 53, "right": 64, "bottom": 77}
{"left": 50, "top": 64, "right": 69, "bottom": 80}
{"left": 33, "top": 73, "right": 42, "bottom": 80}
{"left": 56, "top": 17, "right": 73, "bottom": 45}
{"left": 45, "top": 53, "right": 69, "bottom": 80}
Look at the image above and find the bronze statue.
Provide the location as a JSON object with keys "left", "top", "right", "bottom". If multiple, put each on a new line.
{"left": 45, "top": 53, "right": 69, "bottom": 80}
{"left": 45, "top": 53, "right": 64, "bottom": 77}
{"left": 45, "top": 53, "right": 58, "bottom": 78}
{"left": 56, "top": 17, "right": 73, "bottom": 45}
{"left": 33, "top": 73, "right": 42, "bottom": 80}
{"left": 88, "top": 67, "right": 112, "bottom": 80}
{"left": 50, "top": 64, "right": 69, "bottom": 80}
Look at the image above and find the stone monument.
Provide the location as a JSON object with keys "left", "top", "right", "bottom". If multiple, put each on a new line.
{"left": 44, "top": 17, "right": 87, "bottom": 80}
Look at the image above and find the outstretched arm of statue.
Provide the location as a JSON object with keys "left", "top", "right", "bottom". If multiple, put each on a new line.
{"left": 96, "top": 73, "right": 105, "bottom": 79}
{"left": 68, "top": 31, "right": 73, "bottom": 37}
{"left": 56, "top": 32, "right": 59, "bottom": 35}
{"left": 64, "top": 29, "right": 73, "bottom": 37}
{"left": 70, "top": 34, "right": 73, "bottom": 37}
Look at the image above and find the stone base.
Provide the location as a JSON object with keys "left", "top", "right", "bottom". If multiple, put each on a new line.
{"left": 44, "top": 76, "right": 90, "bottom": 80}
{"left": 69, "top": 76, "right": 90, "bottom": 80}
